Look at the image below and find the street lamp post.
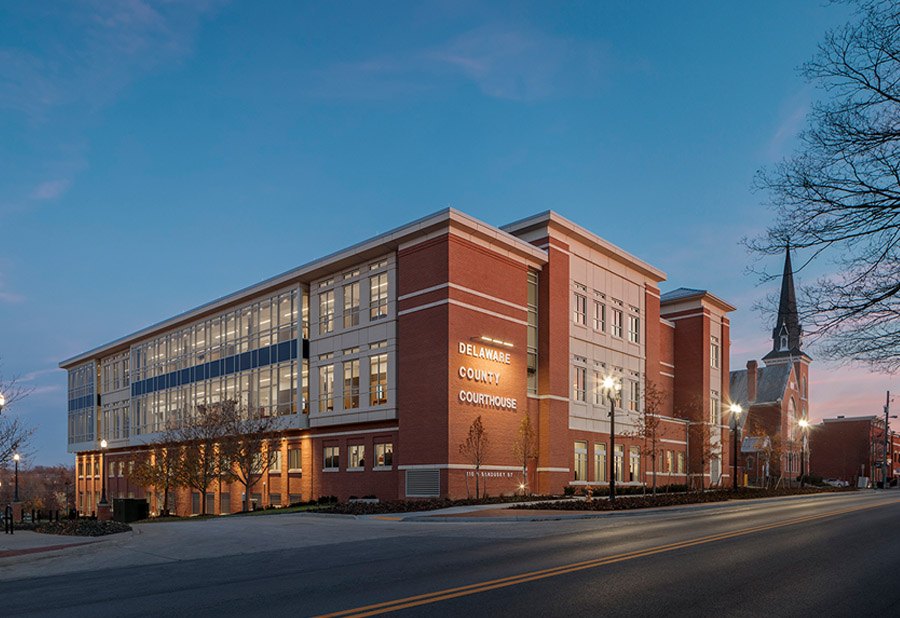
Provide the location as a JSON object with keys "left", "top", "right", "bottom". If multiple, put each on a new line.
{"left": 99, "top": 439, "right": 108, "bottom": 506}
{"left": 730, "top": 404, "right": 743, "bottom": 491}
{"left": 13, "top": 453, "right": 20, "bottom": 502}
{"left": 798, "top": 418, "right": 810, "bottom": 488}
{"left": 602, "top": 376, "right": 622, "bottom": 502}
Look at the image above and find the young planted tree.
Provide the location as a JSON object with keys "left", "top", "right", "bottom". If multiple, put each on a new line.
{"left": 171, "top": 403, "right": 232, "bottom": 515}
{"left": 512, "top": 415, "right": 539, "bottom": 495}
{"left": 128, "top": 437, "right": 181, "bottom": 515}
{"left": 459, "top": 415, "right": 489, "bottom": 499}
{"left": 220, "top": 400, "right": 284, "bottom": 512}
{"left": 628, "top": 380, "right": 665, "bottom": 494}
{"left": 689, "top": 421, "right": 724, "bottom": 490}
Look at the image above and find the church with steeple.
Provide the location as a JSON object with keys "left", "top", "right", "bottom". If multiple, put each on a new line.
{"left": 730, "top": 246, "right": 812, "bottom": 486}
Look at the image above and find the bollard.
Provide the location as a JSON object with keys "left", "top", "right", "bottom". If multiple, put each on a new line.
{"left": 5, "top": 505, "right": 13, "bottom": 535}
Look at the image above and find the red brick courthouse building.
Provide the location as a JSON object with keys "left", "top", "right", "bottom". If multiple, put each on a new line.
{"left": 62, "top": 209, "right": 740, "bottom": 515}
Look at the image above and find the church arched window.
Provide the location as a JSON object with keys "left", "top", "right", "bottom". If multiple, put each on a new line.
{"left": 788, "top": 398, "right": 797, "bottom": 442}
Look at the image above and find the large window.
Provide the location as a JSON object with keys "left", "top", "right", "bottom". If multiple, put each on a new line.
{"left": 369, "top": 273, "right": 388, "bottom": 320}
{"left": 301, "top": 359, "right": 309, "bottom": 414}
{"left": 343, "top": 282, "right": 360, "bottom": 328}
{"left": 573, "top": 366, "right": 586, "bottom": 402}
{"left": 628, "top": 380, "right": 640, "bottom": 412}
{"left": 101, "top": 351, "right": 130, "bottom": 393}
{"left": 611, "top": 309, "right": 623, "bottom": 338}
{"left": 628, "top": 315, "right": 640, "bottom": 344}
{"left": 343, "top": 360, "right": 360, "bottom": 409}
{"left": 574, "top": 441, "right": 587, "bottom": 481}
{"left": 67, "top": 361, "right": 96, "bottom": 445}
{"left": 277, "top": 363, "right": 297, "bottom": 416}
{"left": 710, "top": 336, "right": 720, "bottom": 369}
{"left": 629, "top": 447, "right": 641, "bottom": 482}
{"left": 573, "top": 293, "right": 587, "bottom": 326}
{"left": 677, "top": 451, "right": 686, "bottom": 474}
{"left": 710, "top": 393, "right": 721, "bottom": 425}
{"left": 593, "top": 301, "right": 605, "bottom": 332}
{"left": 319, "top": 364, "right": 334, "bottom": 412}
{"left": 349, "top": 444, "right": 365, "bottom": 469}
{"left": 614, "top": 445, "right": 625, "bottom": 482}
{"left": 319, "top": 290, "right": 335, "bottom": 335}
{"left": 323, "top": 446, "right": 339, "bottom": 470}
{"left": 288, "top": 447, "right": 302, "bottom": 473}
{"left": 270, "top": 450, "right": 282, "bottom": 473}
{"left": 527, "top": 270, "right": 538, "bottom": 395}
{"left": 594, "top": 444, "right": 607, "bottom": 482}
{"left": 375, "top": 442, "right": 393, "bottom": 467}
{"left": 593, "top": 371, "right": 604, "bottom": 405}
{"left": 370, "top": 353, "right": 388, "bottom": 406}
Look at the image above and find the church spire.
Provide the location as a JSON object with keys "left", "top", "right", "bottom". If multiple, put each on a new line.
{"left": 763, "top": 244, "right": 807, "bottom": 361}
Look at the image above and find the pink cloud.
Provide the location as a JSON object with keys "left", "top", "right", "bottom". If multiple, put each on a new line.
{"left": 29, "top": 179, "right": 71, "bottom": 201}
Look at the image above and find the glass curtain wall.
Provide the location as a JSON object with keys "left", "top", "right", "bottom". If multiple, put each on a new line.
{"left": 129, "top": 288, "right": 301, "bottom": 435}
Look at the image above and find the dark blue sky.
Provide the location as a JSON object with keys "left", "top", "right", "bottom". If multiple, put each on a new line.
{"left": 1, "top": 1, "right": 892, "bottom": 465}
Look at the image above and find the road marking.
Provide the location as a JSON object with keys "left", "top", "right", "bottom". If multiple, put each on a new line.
{"left": 317, "top": 499, "right": 898, "bottom": 617}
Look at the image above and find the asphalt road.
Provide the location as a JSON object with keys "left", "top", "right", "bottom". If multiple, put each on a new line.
{"left": 1, "top": 491, "right": 898, "bottom": 617}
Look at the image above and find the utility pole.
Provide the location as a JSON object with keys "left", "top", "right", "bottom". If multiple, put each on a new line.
{"left": 883, "top": 391, "right": 891, "bottom": 490}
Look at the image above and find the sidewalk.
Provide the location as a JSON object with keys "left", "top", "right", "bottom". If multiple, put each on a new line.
{"left": 0, "top": 531, "right": 107, "bottom": 559}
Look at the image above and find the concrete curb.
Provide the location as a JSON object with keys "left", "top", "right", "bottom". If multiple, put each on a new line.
{"left": 292, "top": 512, "right": 359, "bottom": 520}
{"left": 401, "top": 490, "right": 866, "bottom": 522}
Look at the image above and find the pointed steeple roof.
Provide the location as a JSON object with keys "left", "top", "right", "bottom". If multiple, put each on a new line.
{"left": 763, "top": 244, "right": 810, "bottom": 363}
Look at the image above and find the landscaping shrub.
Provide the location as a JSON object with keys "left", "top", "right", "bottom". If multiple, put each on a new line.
{"left": 23, "top": 519, "right": 132, "bottom": 536}
{"left": 312, "top": 494, "right": 563, "bottom": 516}
{"left": 512, "top": 486, "right": 856, "bottom": 512}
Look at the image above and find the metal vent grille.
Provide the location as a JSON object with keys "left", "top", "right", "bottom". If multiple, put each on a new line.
{"left": 405, "top": 469, "right": 440, "bottom": 497}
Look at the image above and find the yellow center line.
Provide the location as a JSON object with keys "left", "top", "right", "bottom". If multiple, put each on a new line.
{"left": 316, "top": 499, "right": 898, "bottom": 618}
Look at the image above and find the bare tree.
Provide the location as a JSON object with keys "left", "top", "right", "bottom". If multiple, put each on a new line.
{"left": 128, "top": 435, "right": 181, "bottom": 515}
{"left": 0, "top": 362, "right": 35, "bottom": 465}
{"left": 512, "top": 415, "right": 539, "bottom": 495}
{"left": 219, "top": 400, "right": 284, "bottom": 512}
{"left": 459, "top": 416, "right": 489, "bottom": 499}
{"left": 751, "top": 0, "right": 900, "bottom": 372}
{"left": 689, "top": 421, "right": 722, "bottom": 491}
{"left": 171, "top": 403, "right": 231, "bottom": 515}
{"left": 628, "top": 380, "right": 665, "bottom": 494}
{"left": 7, "top": 464, "right": 73, "bottom": 512}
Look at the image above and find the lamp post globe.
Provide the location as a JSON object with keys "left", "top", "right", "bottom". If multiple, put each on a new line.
{"left": 0, "top": 391, "right": 6, "bottom": 412}
{"left": 729, "top": 404, "right": 743, "bottom": 491}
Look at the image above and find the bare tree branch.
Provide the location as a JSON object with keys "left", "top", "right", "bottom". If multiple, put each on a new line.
{"left": 750, "top": 0, "right": 900, "bottom": 372}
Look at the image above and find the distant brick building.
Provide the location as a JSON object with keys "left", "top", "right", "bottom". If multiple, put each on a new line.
{"left": 809, "top": 415, "right": 899, "bottom": 486}
{"left": 730, "top": 247, "right": 811, "bottom": 486}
